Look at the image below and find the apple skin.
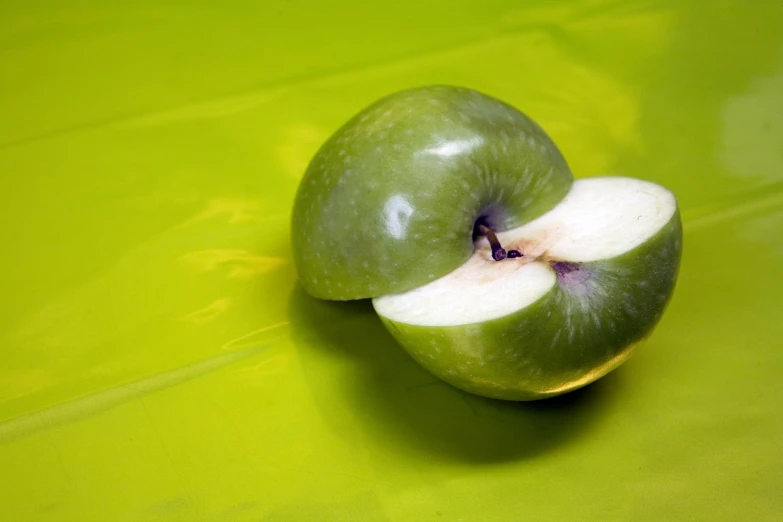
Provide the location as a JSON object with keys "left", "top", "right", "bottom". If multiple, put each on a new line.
{"left": 374, "top": 210, "right": 682, "bottom": 401}
{"left": 292, "top": 85, "right": 573, "bottom": 300}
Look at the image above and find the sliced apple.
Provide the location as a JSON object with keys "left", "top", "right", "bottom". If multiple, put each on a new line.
{"left": 373, "top": 177, "right": 682, "bottom": 400}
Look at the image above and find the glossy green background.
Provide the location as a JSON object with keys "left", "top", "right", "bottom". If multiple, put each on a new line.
{"left": 1, "top": 1, "right": 782, "bottom": 520}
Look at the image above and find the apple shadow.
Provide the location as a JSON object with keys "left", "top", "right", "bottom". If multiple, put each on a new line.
{"left": 288, "top": 284, "right": 623, "bottom": 464}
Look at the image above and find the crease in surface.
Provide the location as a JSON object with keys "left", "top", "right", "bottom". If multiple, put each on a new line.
{"left": 0, "top": 321, "right": 288, "bottom": 444}
{"left": 683, "top": 181, "right": 783, "bottom": 232}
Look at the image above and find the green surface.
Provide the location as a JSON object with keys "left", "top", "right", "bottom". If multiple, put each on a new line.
{"left": 1, "top": 0, "right": 782, "bottom": 520}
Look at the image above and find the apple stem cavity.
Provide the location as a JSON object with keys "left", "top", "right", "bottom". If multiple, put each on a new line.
{"left": 477, "top": 224, "right": 507, "bottom": 261}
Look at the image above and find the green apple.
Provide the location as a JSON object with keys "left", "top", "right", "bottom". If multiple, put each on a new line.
{"left": 292, "top": 85, "right": 573, "bottom": 300}
{"left": 373, "top": 177, "right": 681, "bottom": 400}
{"left": 291, "top": 85, "right": 682, "bottom": 400}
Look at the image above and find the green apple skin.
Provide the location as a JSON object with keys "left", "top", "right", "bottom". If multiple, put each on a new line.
{"left": 374, "top": 210, "right": 683, "bottom": 401}
{"left": 292, "top": 86, "right": 573, "bottom": 300}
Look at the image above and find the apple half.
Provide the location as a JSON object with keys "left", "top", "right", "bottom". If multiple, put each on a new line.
{"left": 291, "top": 85, "right": 682, "bottom": 400}
{"left": 373, "top": 177, "right": 681, "bottom": 400}
{"left": 292, "top": 85, "right": 573, "bottom": 300}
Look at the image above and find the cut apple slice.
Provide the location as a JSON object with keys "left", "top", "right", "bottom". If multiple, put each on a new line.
{"left": 373, "top": 177, "right": 682, "bottom": 400}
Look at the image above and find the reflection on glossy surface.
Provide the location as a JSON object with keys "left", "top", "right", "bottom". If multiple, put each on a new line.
{"left": 1, "top": 0, "right": 783, "bottom": 520}
{"left": 720, "top": 58, "right": 783, "bottom": 182}
{"left": 383, "top": 194, "right": 415, "bottom": 240}
{"left": 421, "top": 136, "right": 485, "bottom": 158}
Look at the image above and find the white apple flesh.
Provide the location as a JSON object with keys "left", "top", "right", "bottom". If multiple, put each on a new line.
{"left": 373, "top": 177, "right": 682, "bottom": 400}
